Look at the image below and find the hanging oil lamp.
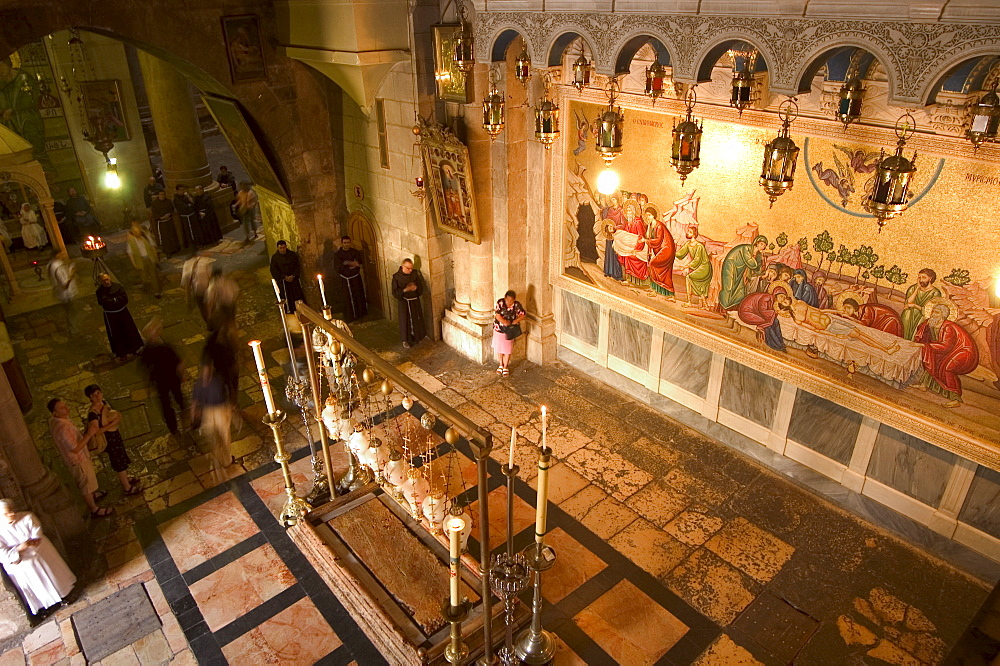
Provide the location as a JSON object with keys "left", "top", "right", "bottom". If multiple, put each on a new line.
{"left": 571, "top": 52, "right": 591, "bottom": 91}
{"left": 482, "top": 66, "right": 505, "bottom": 140}
{"left": 671, "top": 87, "right": 703, "bottom": 184}
{"left": 759, "top": 99, "right": 800, "bottom": 207}
{"left": 837, "top": 77, "right": 866, "bottom": 129}
{"left": 534, "top": 74, "right": 560, "bottom": 149}
{"left": 595, "top": 78, "right": 624, "bottom": 164}
{"left": 453, "top": 3, "right": 475, "bottom": 72}
{"left": 731, "top": 69, "right": 754, "bottom": 115}
{"left": 863, "top": 113, "right": 917, "bottom": 232}
{"left": 645, "top": 61, "right": 668, "bottom": 104}
{"left": 514, "top": 49, "right": 531, "bottom": 85}
{"left": 967, "top": 86, "right": 1000, "bottom": 148}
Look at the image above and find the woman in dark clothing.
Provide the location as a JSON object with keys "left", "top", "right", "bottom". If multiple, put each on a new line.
{"left": 84, "top": 384, "right": 141, "bottom": 495}
{"left": 193, "top": 185, "right": 222, "bottom": 245}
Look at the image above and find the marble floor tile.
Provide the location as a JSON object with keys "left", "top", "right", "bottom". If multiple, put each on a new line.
{"left": 551, "top": 636, "right": 586, "bottom": 665}
{"left": 559, "top": 485, "right": 608, "bottom": 521}
{"left": 573, "top": 579, "right": 688, "bottom": 665}
{"left": 160, "top": 492, "right": 260, "bottom": 573}
{"left": 220, "top": 597, "right": 342, "bottom": 664}
{"left": 428, "top": 450, "right": 480, "bottom": 498}
{"left": 609, "top": 518, "right": 691, "bottom": 579}
{"left": 626, "top": 479, "right": 691, "bottom": 528}
{"left": 527, "top": 462, "right": 589, "bottom": 505}
{"left": 666, "top": 549, "right": 760, "bottom": 625}
{"left": 666, "top": 510, "right": 725, "bottom": 547}
{"left": 188, "top": 543, "right": 296, "bottom": 631}
{"left": 565, "top": 445, "right": 654, "bottom": 501}
{"left": 692, "top": 634, "right": 765, "bottom": 665}
{"left": 580, "top": 497, "right": 641, "bottom": 541}
{"left": 704, "top": 518, "right": 795, "bottom": 584}
{"left": 470, "top": 486, "right": 536, "bottom": 551}
{"left": 543, "top": 528, "right": 607, "bottom": 604}
{"left": 249, "top": 456, "right": 315, "bottom": 518}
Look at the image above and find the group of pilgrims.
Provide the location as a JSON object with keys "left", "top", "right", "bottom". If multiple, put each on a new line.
{"left": 145, "top": 180, "right": 224, "bottom": 256}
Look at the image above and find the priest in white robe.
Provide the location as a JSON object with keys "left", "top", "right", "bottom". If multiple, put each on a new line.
{"left": 0, "top": 500, "right": 75, "bottom": 616}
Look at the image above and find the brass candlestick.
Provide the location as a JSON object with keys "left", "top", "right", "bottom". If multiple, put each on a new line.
{"left": 442, "top": 599, "right": 471, "bottom": 664}
{"left": 263, "top": 410, "right": 310, "bottom": 527}
{"left": 285, "top": 376, "right": 329, "bottom": 505}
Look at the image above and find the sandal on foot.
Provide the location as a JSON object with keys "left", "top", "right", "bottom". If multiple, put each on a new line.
{"left": 125, "top": 483, "right": 143, "bottom": 496}
{"left": 93, "top": 490, "right": 108, "bottom": 501}
{"left": 90, "top": 507, "right": 114, "bottom": 518}
{"left": 127, "top": 476, "right": 140, "bottom": 486}
{"left": 502, "top": 368, "right": 510, "bottom": 377}
{"left": 496, "top": 366, "right": 503, "bottom": 374}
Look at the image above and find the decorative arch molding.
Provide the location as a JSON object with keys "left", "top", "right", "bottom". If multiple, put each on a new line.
{"left": 490, "top": 27, "right": 530, "bottom": 62}
{"left": 473, "top": 11, "right": 1000, "bottom": 106}
{"left": 690, "top": 33, "right": 777, "bottom": 84}
{"left": 545, "top": 29, "right": 599, "bottom": 68}
{"left": 0, "top": 167, "right": 49, "bottom": 202}
{"left": 921, "top": 45, "right": 1000, "bottom": 106}
{"left": 479, "top": 22, "right": 531, "bottom": 63}
{"left": 790, "top": 37, "right": 899, "bottom": 98}
{"left": 608, "top": 29, "right": 676, "bottom": 77}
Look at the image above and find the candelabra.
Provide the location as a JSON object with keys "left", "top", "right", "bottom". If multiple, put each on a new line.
{"left": 515, "top": 445, "right": 557, "bottom": 664}
{"left": 488, "top": 462, "right": 529, "bottom": 665}
{"left": 284, "top": 376, "right": 329, "bottom": 504}
{"left": 263, "top": 410, "right": 311, "bottom": 527}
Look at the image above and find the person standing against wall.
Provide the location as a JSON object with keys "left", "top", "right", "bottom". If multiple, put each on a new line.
{"left": 235, "top": 182, "right": 259, "bottom": 244}
{"left": 333, "top": 235, "right": 367, "bottom": 322}
{"left": 493, "top": 290, "right": 526, "bottom": 377}
{"left": 391, "top": 258, "right": 426, "bottom": 348}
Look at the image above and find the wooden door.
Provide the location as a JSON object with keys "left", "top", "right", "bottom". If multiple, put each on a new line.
{"left": 347, "top": 211, "right": 383, "bottom": 317}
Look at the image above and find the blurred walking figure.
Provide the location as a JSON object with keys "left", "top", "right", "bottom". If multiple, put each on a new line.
{"left": 95, "top": 273, "right": 143, "bottom": 361}
{"left": 205, "top": 266, "right": 240, "bottom": 332}
{"left": 48, "top": 250, "right": 78, "bottom": 334}
{"left": 235, "top": 182, "right": 259, "bottom": 244}
{"left": 181, "top": 252, "right": 214, "bottom": 324}
{"left": 191, "top": 362, "right": 234, "bottom": 482}
{"left": 126, "top": 221, "right": 161, "bottom": 298}
{"left": 139, "top": 317, "right": 186, "bottom": 437}
{"left": 0, "top": 499, "right": 76, "bottom": 622}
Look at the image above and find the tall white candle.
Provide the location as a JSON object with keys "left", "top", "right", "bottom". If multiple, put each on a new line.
{"left": 317, "top": 274, "right": 328, "bottom": 308}
{"left": 540, "top": 405, "right": 547, "bottom": 451}
{"left": 534, "top": 444, "right": 550, "bottom": 545}
{"left": 271, "top": 278, "right": 282, "bottom": 303}
{"left": 448, "top": 515, "right": 465, "bottom": 607}
{"left": 249, "top": 340, "right": 276, "bottom": 415}
{"left": 508, "top": 426, "right": 516, "bottom": 469}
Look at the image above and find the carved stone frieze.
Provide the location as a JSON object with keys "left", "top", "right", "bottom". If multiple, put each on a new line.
{"left": 474, "top": 11, "right": 1000, "bottom": 106}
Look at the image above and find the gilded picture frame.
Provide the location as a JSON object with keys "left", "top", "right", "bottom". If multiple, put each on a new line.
{"left": 431, "top": 24, "right": 468, "bottom": 102}
{"left": 420, "top": 123, "right": 480, "bottom": 243}
{"left": 79, "top": 79, "right": 130, "bottom": 141}
{"left": 200, "top": 94, "right": 287, "bottom": 200}
{"left": 220, "top": 14, "right": 268, "bottom": 83}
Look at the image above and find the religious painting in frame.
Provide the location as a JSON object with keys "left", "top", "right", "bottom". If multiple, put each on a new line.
{"left": 79, "top": 80, "right": 130, "bottom": 141}
{"left": 420, "top": 123, "right": 480, "bottom": 243}
{"left": 220, "top": 14, "right": 267, "bottom": 83}
{"left": 431, "top": 24, "right": 468, "bottom": 102}
{"left": 200, "top": 94, "right": 287, "bottom": 200}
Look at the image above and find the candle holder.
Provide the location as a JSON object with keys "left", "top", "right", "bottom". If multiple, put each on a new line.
{"left": 489, "top": 551, "right": 529, "bottom": 666}
{"left": 441, "top": 599, "right": 471, "bottom": 664}
{"left": 284, "top": 376, "right": 329, "bottom": 505}
{"left": 514, "top": 541, "right": 557, "bottom": 664}
{"left": 262, "top": 410, "right": 311, "bottom": 527}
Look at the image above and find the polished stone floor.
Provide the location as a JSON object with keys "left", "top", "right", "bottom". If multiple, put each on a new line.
{"left": 0, "top": 229, "right": 997, "bottom": 665}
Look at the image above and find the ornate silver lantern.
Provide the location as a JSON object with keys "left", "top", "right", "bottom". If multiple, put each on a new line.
{"left": 514, "top": 49, "right": 531, "bottom": 85}
{"left": 863, "top": 114, "right": 917, "bottom": 231}
{"left": 483, "top": 67, "right": 505, "bottom": 140}
{"left": 645, "top": 62, "right": 667, "bottom": 104}
{"left": 571, "top": 53, "right": 591, "bottom": 91}
{"left": 967, "top": 86, "right": 1000, "bottom": 148}
{"left": 534, "top": 74, "right": 560, "bottom": 149}
{"left": 759, "top": 99, "right": 800, "bottom": 207}
{"left": 453, "top": 3, "right": 475, "bottom": 72}
{"left": 670, "top": 87, "right": 702, "bottom": 184}
{"left": 595, "top": 79, "right": 624, "bottom": 164}
{"left": 837, "top": 77, "right": 866, "bottom": 129}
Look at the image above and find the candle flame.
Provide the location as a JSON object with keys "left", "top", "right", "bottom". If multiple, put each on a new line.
{"left": 248, "top": 340, "right": 261, "bottom": 348}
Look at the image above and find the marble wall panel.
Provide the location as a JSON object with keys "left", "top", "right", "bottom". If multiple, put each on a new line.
{"left": 786, "top": 390, "right": 862, "bottom": 465}
{"left": 719, "top": 359, "right": 781, "bottom": 428}
{"left": 959, "top": 466, "right": 1000, "bottom": 539}
{"left": 561, "top": 291, "right": 600, "bottom": 347}
{"left": 867, "top": 426, "right": 956, "bottom": 508}
{"left": 658, "top": 332, "right": 712, "bottom": 398}
{"left": 608, "top": 310, "right": 652, "bottom": 370}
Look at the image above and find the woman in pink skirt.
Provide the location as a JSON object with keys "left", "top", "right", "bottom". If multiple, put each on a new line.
{"left": 493, "top": 290, "right": 526, "bottom": 377}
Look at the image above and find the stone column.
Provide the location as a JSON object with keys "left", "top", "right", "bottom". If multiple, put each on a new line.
{"left": 451, "top": 238, "right": 470, "bottom": 316}
{"left": 0, "top": 361, "right": 86, "bottom": 549}
{"left": 136, "top": 51, "right": 232, "bottom": 223}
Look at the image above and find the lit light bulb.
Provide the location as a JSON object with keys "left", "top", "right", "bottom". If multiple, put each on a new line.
{"left": 104, "top": 168, "right": 120, "bottom": 189}
{"left": 596, "top": 168, "right": 620, "bottom": 195}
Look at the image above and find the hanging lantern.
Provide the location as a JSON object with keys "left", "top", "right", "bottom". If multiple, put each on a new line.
{"left": 731, "top": 69, "right": 754, "bottom": 115}
{"left": 863, "top": 114, "right": 917, "bottom": 232}
{"left": 534, "top": 74, "right": 560, "bottom": 148}
{"left": 967, "top": 86, "right": 1000, "bottom": 148}
{"left": 571, "top": 53, "right": 591, "bottom": 91}
{"left": 645, "top": 62, "right": 668, "bottom": 103}
{"left": 671, "top": 87, "right": 703, "bottom": 184}
{"left": 482, "top": 67, "right": 505, "bottom": 140}
{"left": 595, "top": 79, "right": 624, "bottom": 164}
{"left": 837, "top": 77, "right": 866, "bottom": 129}
{"left": 453, "top": 3, "right": 475, "bottom": 72}
{"left": 514, "top": 49, "right": 531, "bottom": 85}
{"left": 759, "top": 99, "right": 800, "bottom": 207}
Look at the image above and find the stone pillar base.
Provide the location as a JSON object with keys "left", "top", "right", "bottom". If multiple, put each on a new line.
{"left": 442, "top": 308, "right": 494, "bottom": 364}
{"left": 527, "top": 313, "right": 557, "bottom": 365}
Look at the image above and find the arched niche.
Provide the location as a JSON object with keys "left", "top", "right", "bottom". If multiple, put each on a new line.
{"left": 613, "top": 35, "right": 671, "bottom": 76}
{"left": 547, "top": 31, "right": 595, "bottom": 68}
{"left": 695, "top": 39, "right": 769, "bottom": 84}
{"left": 924, "top": 55, "right": 1000, "bottom": 106}
{"left": 796, "top": 46, "right": 880, "bottom": 94}
{"left": 490, "top": 28, "right": 529, "bottom": 63}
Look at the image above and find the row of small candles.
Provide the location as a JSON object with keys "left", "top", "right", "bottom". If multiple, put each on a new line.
{"left": 81, "top": 235, "right": 105, "bottom": 250}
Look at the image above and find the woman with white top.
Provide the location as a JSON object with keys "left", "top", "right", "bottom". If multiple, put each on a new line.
{"left": 19, "top": 203, "right": 47, "bottom": 250}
